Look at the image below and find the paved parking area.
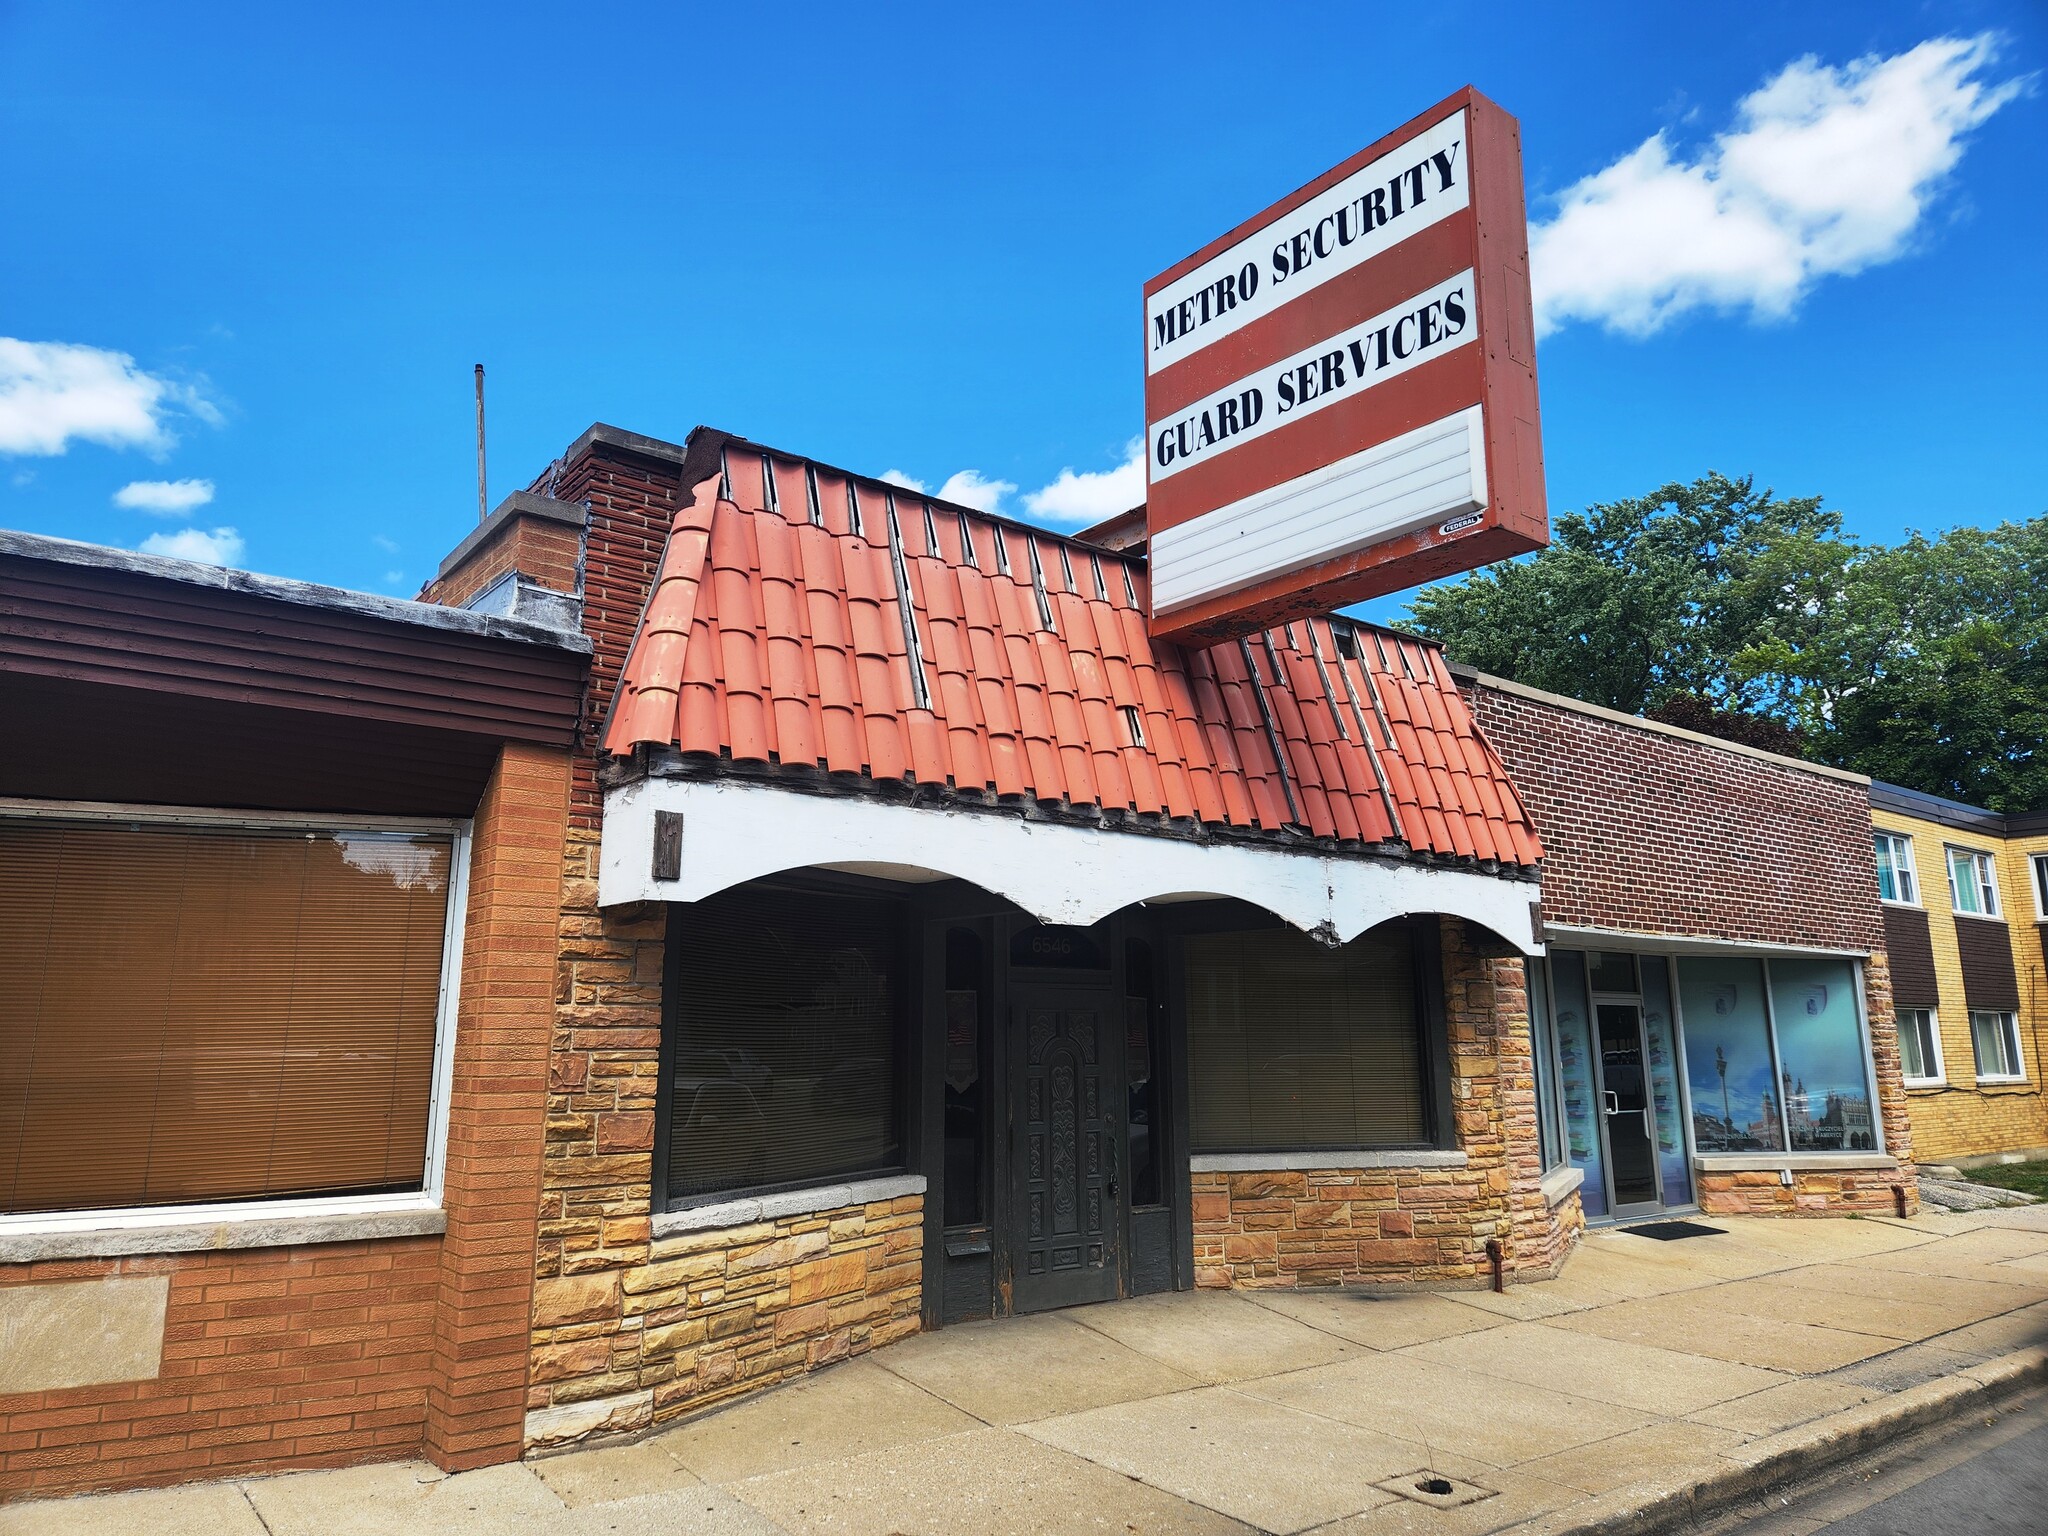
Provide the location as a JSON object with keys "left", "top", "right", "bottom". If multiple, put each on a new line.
{"left": 12, "top": 1205, "right": 2048, "bottom": 1536}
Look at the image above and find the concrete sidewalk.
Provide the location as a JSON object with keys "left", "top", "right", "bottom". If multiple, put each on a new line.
{"left": 12, "top": 1206, "right": 2048, "bottom": 1536}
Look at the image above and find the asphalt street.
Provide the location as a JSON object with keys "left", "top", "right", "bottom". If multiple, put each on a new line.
{"left": 1703, "top": 1387, "right": 2048, "bottom": 1536}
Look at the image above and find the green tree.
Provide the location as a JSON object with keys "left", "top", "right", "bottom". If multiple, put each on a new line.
{"left": 1402, "top": 473, "right": 1849, "bottom": 715}
{"left": 1402, "top": 474, "right": 2048, "bottom": 813}
{"left": 1736, "top": 521, "right": 2048, "bottom": 812}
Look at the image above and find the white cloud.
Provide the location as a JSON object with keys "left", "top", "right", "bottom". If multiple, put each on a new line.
{"left": 1531, "top": 34, "right": 2028, "bottom": 336}
{"left": 935, "top": 470, "right": 1017, "bottom": 513}
{"left": 114, "top": 477, "right": 215, "bottom": 514}
{"left": 877, "top": 443, "right": 1145, "bottom": 529}
{"left": 139, "top": 525, "right": 245, "bottom": 566}
{"left": 878, "top": 467, "right": 1020, "bottom": 514}
{"left": 371, "top": 533, "right": 400, "bottom": 555}
{"left": 0, "top": 338, "right": 220, "bottom": 456}
{"left": 384, "top": 568, "right": 407, "bottom": 586}
{"left": 1022, "top": 440, "right": 1146, "bottom": 525}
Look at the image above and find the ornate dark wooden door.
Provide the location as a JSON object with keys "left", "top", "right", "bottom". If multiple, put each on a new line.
{"left": 1009, "top": 985, "right": 1123, "bottom": 1312}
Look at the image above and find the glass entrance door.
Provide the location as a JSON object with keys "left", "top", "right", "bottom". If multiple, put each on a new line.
{"left": 1595, "top": 1001, "right": 1662, "bottom": 1217}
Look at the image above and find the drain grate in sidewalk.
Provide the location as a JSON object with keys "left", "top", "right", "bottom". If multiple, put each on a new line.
{"left": 1618, "top": 1219, "right": 1727, "bottom": 1241}
{"left": 1376, "top": 1471, "right": 1496, "bottom": 1508}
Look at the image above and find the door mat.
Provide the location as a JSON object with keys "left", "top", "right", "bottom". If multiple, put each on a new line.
{"left": 1619, "top": 1219, "right": 1726, "bottom": 1241}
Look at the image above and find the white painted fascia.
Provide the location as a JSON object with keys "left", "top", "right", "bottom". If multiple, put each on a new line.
{"left": 1540, "top": 923, "right": 1872, "bottom": 962}
{"left": 599, "top": 775, "right": 1539, "bottom": 953}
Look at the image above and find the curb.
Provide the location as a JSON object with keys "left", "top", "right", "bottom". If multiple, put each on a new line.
{"left": 1494, "top": 1346, "right": 2048, "bottom": 1536}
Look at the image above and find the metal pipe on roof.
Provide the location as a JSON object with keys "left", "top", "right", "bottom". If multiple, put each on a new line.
{"left": 473, "top": 364, "right": 488, "bottom": 524}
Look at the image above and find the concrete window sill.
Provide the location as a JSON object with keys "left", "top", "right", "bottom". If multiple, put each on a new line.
{"left": 0, "top": 1198, "right": 447, "bottom": 1263}
{"left": 1693, "top": 1153, "right": 1898, "bottom": 1173}
{"left": 652, "top": 1174, "right": 926, "bottom": 1237}
{"left": 1188, "top": 1150, "right": 1469, "bottom": 1173}
{"left": 1540, "top": 1165, "right": 1586, "bottom": 1207}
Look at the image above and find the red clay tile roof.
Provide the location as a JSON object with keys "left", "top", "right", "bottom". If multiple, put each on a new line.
{"left": 602, "top": 435, "right": 1541, "bottom": 870}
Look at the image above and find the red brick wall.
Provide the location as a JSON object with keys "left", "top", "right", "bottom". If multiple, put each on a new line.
{"left": 542, "top": 443, "right": 685, "bottom": 829}
{"left": 1468, "top": 681, "right": 1884, "bottom": 954}
{"left": 0, "top": 1240, "right": 438, "bottom": 1500}
{"left": 425, "top": 742, "right": 574, "bottom": 1468}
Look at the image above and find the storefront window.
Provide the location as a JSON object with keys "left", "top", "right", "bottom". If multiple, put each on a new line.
{"left": 1678, "top": 956, "right": 1785, "bottom": 1152}
{"left": 1, "top": 816, "right": 457, "bottom": 1215}
{"left": 1768, "top": 959, "right": 1877, "bottom": 1151}
{"left": 665, "top": 884, "right": 904, "bottom": 1204}
{"left": 1548, "top": 952, "right": 1606, "bottom": 1217}
{"left": 1638, "top": 957, "right": 1692, "bottom": 1204}
{"left": 1187, "top": 921, "right": 1427, "bottom": 1151}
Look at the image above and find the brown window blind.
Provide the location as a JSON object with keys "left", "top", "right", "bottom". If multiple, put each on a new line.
{"left": 1187, "top": 921, "right": 1428, "bottom": 1151}
{"left": 0, "top": 819, "right": 453, "bottom": 1215}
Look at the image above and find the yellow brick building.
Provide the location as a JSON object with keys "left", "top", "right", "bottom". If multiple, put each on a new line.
{"left": 1870, "top": 783, "right": 2048, "bottom": 1164}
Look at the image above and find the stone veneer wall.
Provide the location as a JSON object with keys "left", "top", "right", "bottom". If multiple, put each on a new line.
{"left": 1695, "top": 954, "right": 1919, "bottom": 1217}
{"left": 1192, "top": 919, "right": 1579, "bottom": 1288}
{"left": 526, "top": 1195, "right": 922, "bottom": 1446}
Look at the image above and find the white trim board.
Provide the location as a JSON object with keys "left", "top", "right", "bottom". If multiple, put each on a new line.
{"left": 599, "top": 776, "right": 1541, "bottom": 953}
{"left": 1541, "top": 924, "right": 1872, "bottom": 962}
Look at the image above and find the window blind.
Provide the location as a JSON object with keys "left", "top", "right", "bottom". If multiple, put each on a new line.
{"left": 1187, "top": 922, "right": 1427, "bottom": 1151}
{"left": 0, "top": 819, "right": 453, "bottom": 1215}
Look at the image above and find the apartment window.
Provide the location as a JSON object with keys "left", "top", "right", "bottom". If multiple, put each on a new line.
{"left": 662, "top": 883, "right": 906, "bottom": 1205}
{"left": 1, "top": 812, "right": 462, "bottom": 1217}
{"left": 1947, "top": 847, "right": 2001, "bottom": 918}
{"left": 1873, "top": 832, "right": 1917, "bottom": 905}
{"left": 1971, "top": 1010, "right": 2026, "bottom": 1083}
{"left": 1896, "top": 1008, "right": 1944, "bottom": 1085}
{"left": 1188, "top": 921, "right": 1431, "bottom": 1151}
{"left": 2033, "top": 854, "right": 2048, "bottom": 921}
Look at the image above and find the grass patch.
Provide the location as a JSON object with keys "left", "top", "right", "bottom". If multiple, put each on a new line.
{"left": 1961, "top": 1159, "right": 2048, "bottom": 1200}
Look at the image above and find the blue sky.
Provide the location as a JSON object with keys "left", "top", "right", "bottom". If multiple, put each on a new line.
{"left": 2, "top": 2, "right": 2042, "bottom": 612}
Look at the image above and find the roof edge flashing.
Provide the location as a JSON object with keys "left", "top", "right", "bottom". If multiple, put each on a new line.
{"left": 0, "top": 529, "right": 591, "bottom": 655}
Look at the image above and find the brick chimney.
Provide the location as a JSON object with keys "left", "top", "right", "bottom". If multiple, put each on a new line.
{"left": 422, "top": 490, "right": 588, "bottom": 632}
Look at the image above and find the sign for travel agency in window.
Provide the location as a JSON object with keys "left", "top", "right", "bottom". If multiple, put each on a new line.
{"left": 1142, "top": 86, "right": 1549, "bottom": 646}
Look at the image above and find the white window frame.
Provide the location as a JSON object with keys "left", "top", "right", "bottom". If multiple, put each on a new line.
{"left": 2033, "top": 853, "right": 2048, "bottom": 922}
{"left": 1969, "top": 1009, "right": 2026, "bottom": 1084}
{"left": 1872, "top": 831, "right": 1918, "bottom": 907}
{"left": 0, "top": 798, "right": 470, "bottom": 1247}
{"left": 1895, "top": 1005, "right": 1945, "bottom": 1087}
{"left": 1946, "top": 845, "right": 2002, "bottom": 919}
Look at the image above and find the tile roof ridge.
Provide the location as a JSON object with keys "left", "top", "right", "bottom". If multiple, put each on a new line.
{"left": 704, "top": 428, "right": 1152, "bottom": 576}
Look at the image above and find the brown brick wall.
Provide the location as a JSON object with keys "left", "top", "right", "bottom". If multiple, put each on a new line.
{"left": 0, "top": 1240, "right": 438, "bottom": 1500}
{"left": 1191, "top": 919, "right": 1579, "bottom": 1287}
{"left": 1469, "top": 683, "right": 1884, "bottom": 954}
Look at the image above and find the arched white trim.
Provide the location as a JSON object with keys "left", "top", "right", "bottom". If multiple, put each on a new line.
{"left": 600, "top": 776, "right": 1539, "bottom": 953}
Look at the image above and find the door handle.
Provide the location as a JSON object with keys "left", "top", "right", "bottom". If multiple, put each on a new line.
{"left": 1603, "top": 1091, "right": 1619, "bottom": 1116}
{"left": 1106, "top": 1134, "right": 1119, "bottom": 1202}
